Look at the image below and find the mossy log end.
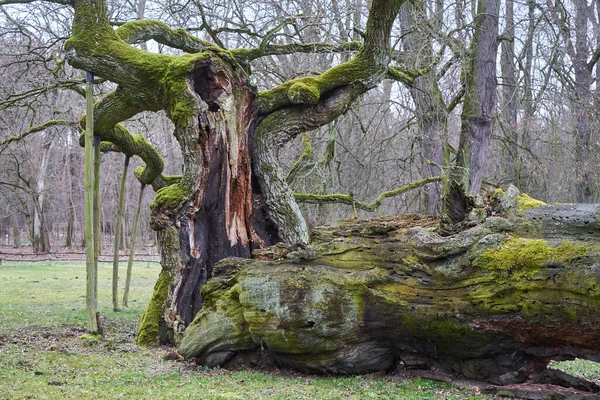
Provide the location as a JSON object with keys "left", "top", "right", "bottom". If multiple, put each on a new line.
{"left": 178, "top": 205, "right": 600, "bottom": 392}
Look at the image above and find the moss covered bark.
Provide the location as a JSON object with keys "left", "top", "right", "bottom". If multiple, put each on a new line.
{"left": 136, "top": 270, "right": 173, "bottom": 346}
{"left": 137, "top": 227, "right": 179, "bottom": 346}
{"left": 179, "top": 209, "right": 600, "bottom": 390}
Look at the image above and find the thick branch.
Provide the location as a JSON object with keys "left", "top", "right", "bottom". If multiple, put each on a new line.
{"left": 115, "top": 20, "right": 214, "bottom": 53}
{"left": 253, "top": 85, "right": 366, "bottom": 244}
{"left": 256, "top": 0, "right": 405, "bottom": 115}
{"left": 295, "top": 176, "right": 443, "bottom": 211}
{"left": 133, "top": 166, "right": 182, "bottom": 192}
{"left": 64, "top": 0, "right": 206, "bottom": 101}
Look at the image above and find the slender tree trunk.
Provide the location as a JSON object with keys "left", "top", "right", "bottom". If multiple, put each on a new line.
{"left": 65, "top": 217, "right": 74, "bottom": 248}
{"left": 520, "top": 0, "right": 535, "bottom": 186}
{"left": 85, "top": 72, "right": 100, "bottom": 335}
{"left": 500, "top": 0, "right": 518, "bottom": 183}
{"left": 400, "top": 1, "right": 446, "bottom": 216}
{"left": 65, "top": 133, "right": 77, "bottom": 248}
{"left": 32, "top": 139, "right": 53, "bottom": 253}
{"left": 112, "top": 155, "right": 130, "bottom": 311}
{"left": 122, "top": 182, "right": 143, "bottom": 308}
{"left": 442, "top": 0, "right": 498, "bottom": 230}
{"left": 574, "top": 0, "right": 594, "bottom": 203}
{"left": 12, "top": 216, "right": 20, "bottom": 248}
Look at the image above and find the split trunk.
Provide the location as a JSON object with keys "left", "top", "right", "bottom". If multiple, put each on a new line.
{"left": 137, "top": 57, "right": 279, "bottom": 345}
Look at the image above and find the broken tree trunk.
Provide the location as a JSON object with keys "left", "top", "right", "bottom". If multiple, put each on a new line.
{"left": 179, "top": 204, "right": 600, "bottom": 391}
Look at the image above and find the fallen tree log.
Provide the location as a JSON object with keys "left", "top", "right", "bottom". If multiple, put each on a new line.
{"left": 177, "top": 205, "right": 600, "bottom": 392}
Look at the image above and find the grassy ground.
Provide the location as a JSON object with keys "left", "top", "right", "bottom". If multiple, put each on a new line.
{"left": 0, "top": 261, "right": 596, "bottom": 399}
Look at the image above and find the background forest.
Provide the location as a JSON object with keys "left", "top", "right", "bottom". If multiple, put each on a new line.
{"left": 0, "top": 0, "right": 597, "bottom": 253}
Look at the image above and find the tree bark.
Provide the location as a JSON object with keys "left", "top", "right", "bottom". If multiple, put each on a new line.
{"left": 32, "top": 137, "right": 53, "bottom": 253}
{"left": 500, "top": 0, "right": 518, "bottom": 184}
{"left": 179, "top": 207, "right": 600, "bottom": 394}
{"left": 11, "top": 215, "right": 20, "bottom": 248}
{"left": 399, "top": 1, "right": 446, "bottom": 216}
{"left": 443, "top": 0, "right": 498, "bottom": 229}
{"left": 65, "top": 135, "right": 77, "bottom": 248}
{"left": 573, "top": 0, "right": 594, "bottom": 203}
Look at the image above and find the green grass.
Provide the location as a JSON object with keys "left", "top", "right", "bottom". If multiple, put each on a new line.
{"left": 0, "top": 261, "right": 596, "bottom": 399}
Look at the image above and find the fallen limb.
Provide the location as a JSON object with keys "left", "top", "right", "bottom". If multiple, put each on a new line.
{"left": 178, "top": 207, "right": 600, "bottom": 394}
{"left": 294, "top": 176, "right": 443, "bottom": 211}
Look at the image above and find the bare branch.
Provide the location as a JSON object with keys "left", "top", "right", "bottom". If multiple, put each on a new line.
{"left": 447, "top": 87, "right": 465, "bottom": 113}
{"left": 295, "top": 176, "right": 443, "bottom": 212}
{"left": 194, "top": 0, "right": 225, "bottom": 48}
{"left": 232, "top": 41, "right": 362, "bottom": 64}
{"left": 0, "top": 120, "right": 77, "bottom": 146}
{"left": 0, "top": 79, "right": 92, "bottom": 109}
{"left": 0, "top": 0, "right": 70, "bottom": 5}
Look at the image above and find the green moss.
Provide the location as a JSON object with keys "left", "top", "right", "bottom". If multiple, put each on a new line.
{"left": 492, "top": 188, "right": 505, "bottom": 199}
{"left": 136, "top": 271, "right": 172, "bottom": 347}
{"left": 260, "top": 163, "right": 273, "bottom": 173}
{"left": 257, "top": 53, "right": 376, "bottom": 114}
{"left": 426, "top": 319, "right": 481, "bottom": 344}
{"left": 553, "top": 241, "right": 590, "bottom": 264}
{"left": 519, "top": 299, "right": 580, "bottom": 321}
{"left": 80, "top": 333, "right": 103, "bottom": 341}
{"left": 287, "top": 81, "right": 320, "bottom": 104}
{"left": 516, "top": 193, "right": 546, "bottom": 211}
{"left": 561, "top": 306, "right": 578, "bottom": 321}
{"left": 474, "top": 237, "right": 553, "bottom": 280}
{"left": 180, "top": 282, "right": 256, "bottom": 360}
{"left": 150, "top": 183, "right": 187, "bottom": 211}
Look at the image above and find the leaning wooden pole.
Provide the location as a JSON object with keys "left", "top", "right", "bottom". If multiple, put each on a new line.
{"left": 123, "top": 183, "right": 145, "bottom": 307}
{"left": 84, "top": 72, "right": 99, "bottom": 334}
{"left": 112, "top": 155, "right": 130, "bottom": 312}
